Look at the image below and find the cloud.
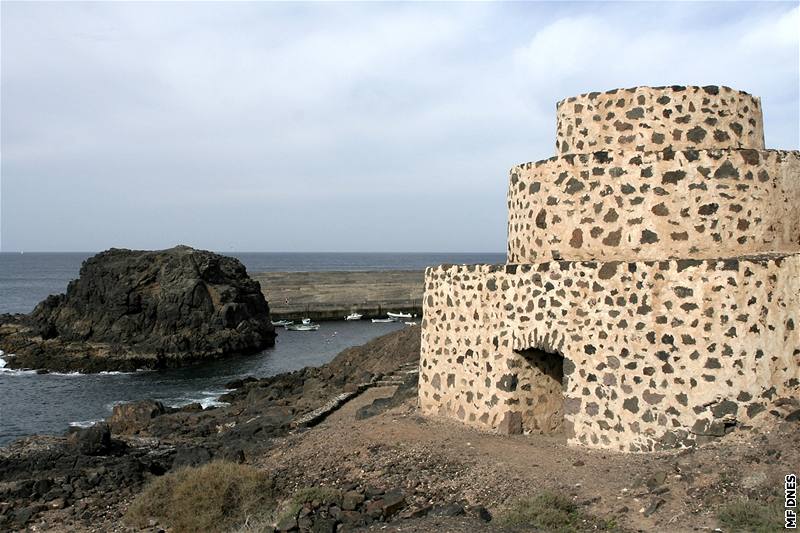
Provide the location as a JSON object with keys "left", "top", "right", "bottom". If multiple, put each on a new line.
{"left": 510, "top": 3, "right": 799, "bottom": 148}
{"left": 1, "top": 2, "right": 797, "bottom": 252}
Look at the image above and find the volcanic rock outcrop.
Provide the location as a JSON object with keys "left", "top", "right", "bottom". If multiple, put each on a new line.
{"left": 0, "top": 246, "right": 275, "bottom": 372}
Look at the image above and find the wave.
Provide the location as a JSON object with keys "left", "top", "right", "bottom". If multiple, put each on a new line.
{"left": 169, "top": 389, "right": 235, "bottom": 410}
{"left": 0, "top": 356, "right": 145, "bottom": 377}
{"left": 103, "top": 399, "right": 130, "bottom": 411}
{"left": 69, "top": 419, "right": 103, "bottom": 428}
{"left": 0, "top": 355, "right": 37, "bottom": 376}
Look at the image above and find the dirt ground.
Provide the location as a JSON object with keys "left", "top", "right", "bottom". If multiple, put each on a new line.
{"left": 257, "top": 385, "right": 798, "bottom": 533}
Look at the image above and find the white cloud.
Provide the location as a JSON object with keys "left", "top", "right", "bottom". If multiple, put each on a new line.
{"left": 1, "top": 2, "right": 797, "bottom": 251}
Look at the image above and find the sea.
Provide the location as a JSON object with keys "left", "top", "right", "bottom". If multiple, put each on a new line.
{"left": 0, "top": 252, "right": 504, "bottom": 446}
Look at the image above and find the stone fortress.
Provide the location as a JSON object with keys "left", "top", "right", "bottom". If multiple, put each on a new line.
{"left": 418, "top": 85, "right": 799, "bottom": 452}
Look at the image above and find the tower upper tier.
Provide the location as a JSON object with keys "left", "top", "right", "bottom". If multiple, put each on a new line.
{"left": 507, "top": 86, "right": 799, "bottom": 263}
{"left": 555, "top": 85, "right": 764, "bottom": 155}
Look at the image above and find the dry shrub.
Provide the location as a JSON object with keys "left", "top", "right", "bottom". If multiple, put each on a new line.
{"left": 274, "top": 486, "right": 343, "bottom": 525}
{"left": 717, "top": 497, "right": 785, "bottom": 533}
{"left": 498, "top": 491, "right": 618, "bottom": 532}
{"left": 126, "top": 460, "right": 276, "bottom": 533}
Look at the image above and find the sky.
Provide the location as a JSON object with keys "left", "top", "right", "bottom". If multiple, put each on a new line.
{"left": 1, "top": 1, "right": 798, "bottom": 253}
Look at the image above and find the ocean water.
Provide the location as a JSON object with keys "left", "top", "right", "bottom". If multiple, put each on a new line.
{"left": 0, "top": 252, "right": 503, "bottom": 446}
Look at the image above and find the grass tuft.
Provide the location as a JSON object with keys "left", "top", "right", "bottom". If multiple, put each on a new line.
{"left": 274, "top": 486, "right": 343, "bottom": 526}
{"left": 717, "top": 497, "right": 785, "bottom": 533}
{"left": 497, "top": 491, "right": 618, "bottom": 532}
{"left": 125, "top": 460, "right": 276, "bottom": 533}
{"left": 498, "top": 491, "right": 578, "bottom": 532}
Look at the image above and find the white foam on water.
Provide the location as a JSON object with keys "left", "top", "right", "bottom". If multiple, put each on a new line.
{"left": 69, "top": 419, "right": 102, "bottom": 428}
{"left": 0, "top": 355, "right": 37, "bottom": 376}
{"left": 104, "top": 399, "right": 130, "bottom": 411}
{"left": 0, "top": 354, "right": 142, "bottom": 377}
{"left": 169, "top": 390, "right": 233, "bottom": 410}
{"left": 199, "top": 397, "right": 230, "bottom": 409}
{"left": 200, "top": 389, "right": 235, "bottom": 396}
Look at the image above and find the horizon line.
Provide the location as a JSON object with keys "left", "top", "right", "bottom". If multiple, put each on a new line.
{"left": 0, "top": 250, "right": 508, "bottom": 255}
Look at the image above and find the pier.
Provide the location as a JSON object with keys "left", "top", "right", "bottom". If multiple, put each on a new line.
{"left": 253, "top": 270, "right": 424, "bottom": 321}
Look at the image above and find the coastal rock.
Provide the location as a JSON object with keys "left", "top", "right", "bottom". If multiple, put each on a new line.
{"left": 109, "top": 400, "right": 167, "bottom": 435}
{"left": 172, "top": 446, "right": 213, "bottom": 468}
{"left": 66, "top": 423, "right": 111, "bottom": 455}
{"left": 0, "top": 246, "right": 275, "bottom": 372}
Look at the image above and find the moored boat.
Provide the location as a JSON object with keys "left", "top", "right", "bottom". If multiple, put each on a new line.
{"left": 271, "top": 319, "right": 293, "bottom": 327}
{"left": 387, "top": 312, "right": 412, "bottom": 319}
{"left": 345, "top": 313, "right": 363, "bottom": 321}
{"left": 371, "top": 318, "right": 395, "bottom": 323}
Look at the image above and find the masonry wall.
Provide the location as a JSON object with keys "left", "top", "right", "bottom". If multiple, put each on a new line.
{"left": 555, "top": 86, "right": 764, "bottom": 155}
{"left": 508, "top": 149, "right": 800, "bottom": 263}
{"left": 419, "top": 256, "right": 800, "bottom": 451}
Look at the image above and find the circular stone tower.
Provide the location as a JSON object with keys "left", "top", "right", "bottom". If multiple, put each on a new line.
{"left": 508, "top": 86, "right": 798, "bottom": 263}
{"left": 420, "top": 85, "right": 799, "bottom": 452}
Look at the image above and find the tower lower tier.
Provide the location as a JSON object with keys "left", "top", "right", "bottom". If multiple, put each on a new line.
{"left": 419, "top": 254, "right": 800, "bottom": 452}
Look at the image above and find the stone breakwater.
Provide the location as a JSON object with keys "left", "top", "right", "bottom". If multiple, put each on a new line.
{"left": 0, "top": 246, "right": 275, "bottom": 373}
{"left": 419, "top": 85, "right": 800, "bottom": 452}
{"left": 253, "top": 270, "right": 424, "bottom": 321}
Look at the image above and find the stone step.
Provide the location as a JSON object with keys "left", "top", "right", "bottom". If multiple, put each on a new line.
{"left": 292, "top": 365, "right": 419, "bottom": 429}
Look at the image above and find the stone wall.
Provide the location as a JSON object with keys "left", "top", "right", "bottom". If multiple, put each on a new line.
{"left": 508, "top": 149, "right": 800, "bottom": 263}
{"left": 555, "top": 86, "right": 764, "bottom": 155}
{"left": 419, "top": 256, "right": 799, "bottom": 451}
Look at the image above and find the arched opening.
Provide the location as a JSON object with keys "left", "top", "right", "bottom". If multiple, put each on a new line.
{"left": 515, "top": 348, "right": 565, "bottom": 434}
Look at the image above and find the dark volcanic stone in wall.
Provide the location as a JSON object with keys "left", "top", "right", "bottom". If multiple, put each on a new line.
{"left": 1, "top": 246, "right": 275, "bottom": 372}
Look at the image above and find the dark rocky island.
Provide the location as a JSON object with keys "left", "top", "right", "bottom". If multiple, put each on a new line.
{"left": 0, "top": 246, "right": 275, "bottom": 373}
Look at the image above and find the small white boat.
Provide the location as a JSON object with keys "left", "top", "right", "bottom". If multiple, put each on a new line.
{"left": 387, "top": 312, "right": 412, "bottom": 319}
{"left": 271, "top": 320, "right": 293, "bottom": 327}
{"left": 286, "top": 323, "right": 320, "bottom": 331}
{"left": 345, "top": 313, "right": 363, "bottom": 321}
{"left": 371, "top": 318, "right": 395, "bottom": 323}
{"left": 404, "top": 322, "right": 417, "bottom": 326}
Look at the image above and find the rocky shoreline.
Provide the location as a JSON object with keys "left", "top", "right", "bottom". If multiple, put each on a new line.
{"left": 2, "top": 325, "right": 798, "bottom": 532}
{"left": 0, "top": 247, "right": 276, "bottom": 373}
{"left": 0, "top": 327, "right": 421, "bottom": 531}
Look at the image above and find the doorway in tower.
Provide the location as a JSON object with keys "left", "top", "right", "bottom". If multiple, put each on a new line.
{"left": 514, "top": 347, "right": 566, "bottom": 435}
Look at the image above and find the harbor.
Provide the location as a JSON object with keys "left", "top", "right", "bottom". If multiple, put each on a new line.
{"left": 253, "top": 270, "right": 425, "bottom": 322}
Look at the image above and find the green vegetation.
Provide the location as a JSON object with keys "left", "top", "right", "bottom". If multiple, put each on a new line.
{"left": 497, "top": 491, "right": 618, "bottom": 532}
{"left": 717, "top": 497, "right": 785, "bottom": 533}
{"left": 275, "top": 486, "right": 343, "bottom": 526}
{"left": 125, "top": 461, "right": 276, "bottom": 533}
